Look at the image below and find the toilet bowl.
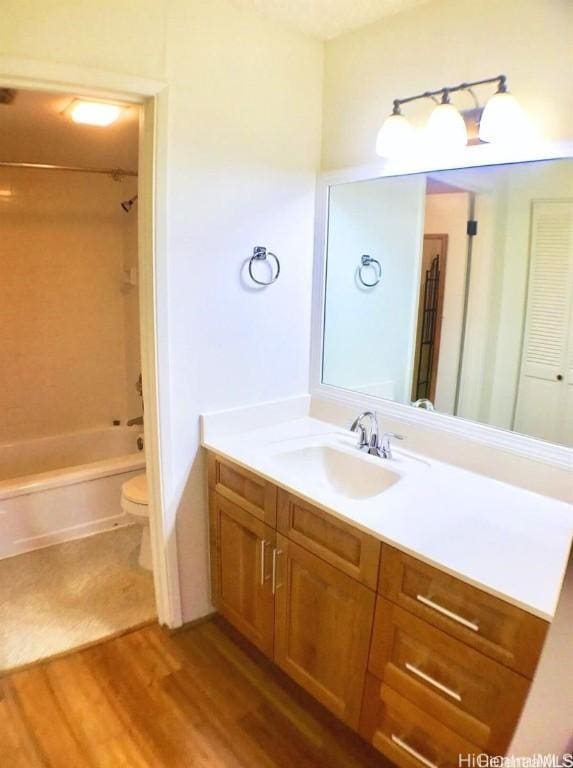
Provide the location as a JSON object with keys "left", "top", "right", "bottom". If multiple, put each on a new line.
{"left": 121, "top": 473, "right": 152, "bottom": 570}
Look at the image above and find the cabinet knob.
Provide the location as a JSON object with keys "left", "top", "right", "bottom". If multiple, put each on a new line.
{"left": 557, "top": 374, "right": 563, "bottom": 381}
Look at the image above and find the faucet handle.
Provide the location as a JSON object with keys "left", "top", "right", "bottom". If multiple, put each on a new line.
{"left": 380, "top": 431, "right": 405, "bottom": 459}
{"left": 383, "top": 431, "right": 405, "bottom": 441}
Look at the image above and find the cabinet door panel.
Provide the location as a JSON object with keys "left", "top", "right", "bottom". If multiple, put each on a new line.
{"left": 274, "top": 534, "right": 375, "bottom": 728}
{"left": 210, "top": 492, "right": 275, "bottom": 656}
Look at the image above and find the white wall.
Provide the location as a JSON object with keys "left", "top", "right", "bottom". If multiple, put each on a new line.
{"left": 162, "top": 0, "right": 323, "bottom": 619}
{"left": 323, "top": 176, "right": 426, "bottom": 401}
{"left": 322, "top": 0, "right": 573, "bottom": 170}
{"left": 0, "top": 0, "right": 323, "bottom": 622}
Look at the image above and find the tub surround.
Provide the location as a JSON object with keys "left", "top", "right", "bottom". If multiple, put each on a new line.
{"left": 202, "top": 400, "right": 573, "bottom": 621}
{"left": 0, "top": 167, "right": 141, "bottom": 444}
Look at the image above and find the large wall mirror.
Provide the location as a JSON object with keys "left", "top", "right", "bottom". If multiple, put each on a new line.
{"left": 320, "top": 157, "right": 573, "bottom": 448}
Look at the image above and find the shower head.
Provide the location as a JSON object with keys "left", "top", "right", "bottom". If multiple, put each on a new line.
{"left": 121, "top": 194, "right": 138, "bottom": 213}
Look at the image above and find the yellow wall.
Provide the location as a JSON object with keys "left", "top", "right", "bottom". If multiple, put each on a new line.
{"left": 0, "top": 0, "right": 166, "bottom": 78}
{"left": 322, "top": 0, "right": 573, "bottom": 169}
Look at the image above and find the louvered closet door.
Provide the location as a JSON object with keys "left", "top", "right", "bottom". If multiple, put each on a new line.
{"left": 514, "top": 200, "right": 573, "bottom": 444}
{"left": 563, "top": 307, "right": 573, "bottom": 445}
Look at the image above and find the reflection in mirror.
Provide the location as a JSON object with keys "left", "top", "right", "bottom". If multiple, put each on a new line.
{"left": 322, "top": 158, "right": 573, "bottom": 447}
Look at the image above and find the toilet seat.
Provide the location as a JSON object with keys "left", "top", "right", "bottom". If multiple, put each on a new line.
{"left": 121, "top": 474, "right": 149, "bottom": 518}
{"left": 121, "top": 473, "right": 152, "bottom": 570}
{"left": 122, "top": 474, "right": 147, "bottom": 504}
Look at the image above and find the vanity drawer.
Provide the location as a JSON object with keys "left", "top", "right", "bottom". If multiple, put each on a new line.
{"left": 379, "top": 546, "right": 548, "bottom": 677}
{"left": 369, "top": 598, "right": 530, "bottom": 752}
{"left": 207, "top": 452, "right": 277, "bottom": 527}
{"left": 277, "top": 489, "right": 381, "bottom": 588}
{"left": 360, "top": 676, "right": 481, "bottom": 768}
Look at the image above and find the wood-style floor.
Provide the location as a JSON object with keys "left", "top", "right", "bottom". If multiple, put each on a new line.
{"left": 0, "top": 616, "right": 391, "bottom": 768}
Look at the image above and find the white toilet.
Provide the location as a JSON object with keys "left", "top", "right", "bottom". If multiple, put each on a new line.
{"left": 121, "top": 473, "right": 152, "bottom": 571}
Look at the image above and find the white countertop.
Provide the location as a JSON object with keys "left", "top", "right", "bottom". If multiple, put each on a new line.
{"left": 202, "top": 416, "right": 573, "bottom": 620}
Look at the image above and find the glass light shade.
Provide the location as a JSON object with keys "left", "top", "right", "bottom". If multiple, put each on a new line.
{"left": 479, "top": 91, "right": 526, "bottom": 144}
{"left": 425, "top": 102, "right": 468, "bottom": 150}
{"left": 69, "top": 100, "right": 123, "bottom": 126}
{"left": 375, "top": 113, "right": 415, "bottom": 158}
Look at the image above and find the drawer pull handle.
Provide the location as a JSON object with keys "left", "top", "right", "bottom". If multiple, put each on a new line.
{"left": 391, "top": 735, "right": 438, "bottom": 768}
{"left": 405, "top": 662, "right": 462, "bottom": 702}
{"left": 272, "top": 548, "right": 282, "bottom": 594}
{"left": 259, "top": 539, "right": 269, "bottom": 586}
{"left": 416, "top": 594, "right": 479, "bottom": 632}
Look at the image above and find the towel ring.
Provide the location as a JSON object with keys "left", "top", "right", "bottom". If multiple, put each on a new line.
{"left": 358, "top": 255, "right": 381, "bottom": 287}
{"left": 249, "top": 246, "right": 280, "bottom": 286}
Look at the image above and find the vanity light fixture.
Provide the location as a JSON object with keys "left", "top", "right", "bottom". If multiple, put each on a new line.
{"left": 66, "top": 99, "right": 125, "bottom": 127}
{"left": 425, "top": 90, "right": 468, "bottom": 151}
{"left": 376, "top": 75, "right": 527, "bottom": 158}
{"left": 478, "top": 80, "right": 528, "bottom": 144}
{"left": 375, "top": 108, "right": 415, "bottom": 158}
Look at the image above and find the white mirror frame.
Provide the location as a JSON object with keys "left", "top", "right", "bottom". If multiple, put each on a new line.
{"left": 310, "top": 140, "right": 573, "bottom": 470}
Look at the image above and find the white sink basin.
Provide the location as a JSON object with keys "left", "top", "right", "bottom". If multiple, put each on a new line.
{"left": 272, "top": 445, "right": 400, "bottom": 500}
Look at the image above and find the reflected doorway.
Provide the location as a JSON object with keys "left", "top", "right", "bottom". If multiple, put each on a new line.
{"left": 411, "top": 234, "right": 448, "bottom": 402}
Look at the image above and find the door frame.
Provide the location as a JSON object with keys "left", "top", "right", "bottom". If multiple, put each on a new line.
{"left": 0, "top": 56, "right": 182, "bottom": 628}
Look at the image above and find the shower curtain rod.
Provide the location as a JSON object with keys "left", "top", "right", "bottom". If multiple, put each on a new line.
{"left": 0, "top": 160, "right": 138, "bottom": 178}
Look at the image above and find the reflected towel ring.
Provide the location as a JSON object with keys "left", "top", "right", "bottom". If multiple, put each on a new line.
{"left": 249, "top": 246, "right": 281, "bottom": 286}
{"left": 358, "top": 254, "right": 382, "bottom": 287}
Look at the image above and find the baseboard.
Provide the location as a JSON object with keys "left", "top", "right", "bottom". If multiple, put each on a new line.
{"left": 0, "top": 515, "right": 133, "bottom": 562}
{"left": 167, "top": 611, "right": 218, "bottom": 635}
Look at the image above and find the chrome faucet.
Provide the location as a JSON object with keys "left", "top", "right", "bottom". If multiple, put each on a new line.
{"left": 350, "top": 412, "right": 380, "bottom": 455}
{"left": 350, "top": 412, "right": 404, "bottom": 459}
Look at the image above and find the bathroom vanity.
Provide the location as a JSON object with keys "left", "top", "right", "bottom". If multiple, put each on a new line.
{"left": 203, "top": 413, "right": 572, "bottom": 766}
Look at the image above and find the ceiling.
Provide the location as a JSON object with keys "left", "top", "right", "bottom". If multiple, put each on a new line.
{"left": 0, "top": 88, "right": 139, "bottom": 171}
{"left": 230, "top": 0, "right": 432, "bottom": 39}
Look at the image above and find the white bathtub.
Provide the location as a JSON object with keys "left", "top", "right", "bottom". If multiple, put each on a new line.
{"left": 0, "top": 427, "right": 145, "bottom": 560}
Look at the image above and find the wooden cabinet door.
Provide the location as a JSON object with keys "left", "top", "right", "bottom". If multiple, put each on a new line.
{"left": 209, "top": 492, "right": 275, "bottom": 656}
{"left": 274, "top": 534, "right": 375, "bottom": 728}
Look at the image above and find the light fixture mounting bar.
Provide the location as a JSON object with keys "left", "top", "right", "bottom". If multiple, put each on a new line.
{"left": 392, "top": 74, "right": 506, "bottom": 113}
